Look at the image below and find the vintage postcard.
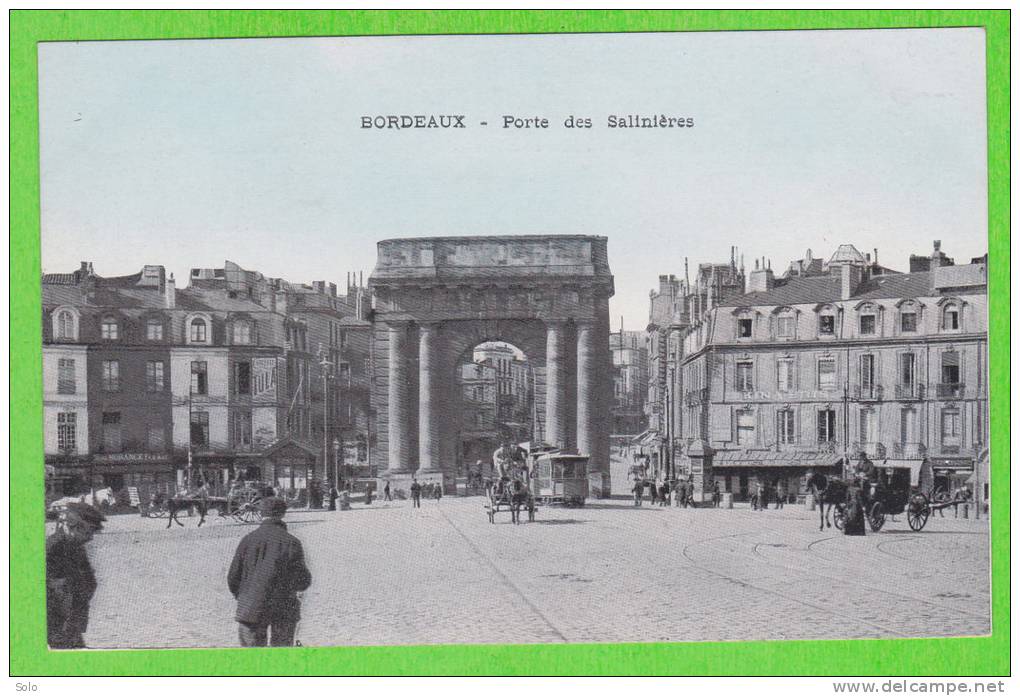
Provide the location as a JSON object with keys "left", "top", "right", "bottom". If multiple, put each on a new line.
{"left": 26, "top": 18, "right": 1001, "bottom": 668}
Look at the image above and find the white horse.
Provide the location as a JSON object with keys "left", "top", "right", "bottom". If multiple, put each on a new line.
{"left": 49, "top": 487, "right": 115, "bottom": 511}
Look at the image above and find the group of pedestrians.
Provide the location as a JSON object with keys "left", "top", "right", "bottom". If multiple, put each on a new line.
{"left": 750, "top": 480, "right": 789, "bottom": 511}
{"left": 631, "top": 478, "right": 721, "bottom": 507}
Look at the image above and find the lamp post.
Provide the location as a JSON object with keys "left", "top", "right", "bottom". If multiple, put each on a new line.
{"left": 332, "top": 437, "right": 341, "bottom": 489}
{"left": 317, "top": 345, "right": 334, "bottom": 508}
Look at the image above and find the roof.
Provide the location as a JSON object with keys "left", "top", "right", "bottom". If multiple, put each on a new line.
{"left": 712, "top": 450, "right": 843, "bottom": 468}
{"left": 828, "top": 244, "right": 867, "bottom": 265}
{"left": 720, "top": 268, "right": 983, "bottom": 308}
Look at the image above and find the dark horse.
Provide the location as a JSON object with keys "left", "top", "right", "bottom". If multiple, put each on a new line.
{"left": 810, "top": 474, "right": 849, "bottom": 531}
{"left": 152, "top": 493, "right": 228, "bottom": 529}
{"left": 492, "top": 477, "right": 533, "bottom": 524}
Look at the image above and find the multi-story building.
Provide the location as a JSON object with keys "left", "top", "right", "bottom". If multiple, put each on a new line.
{"left": 610, "top": 329, "right": 648, "bottom": 435}
{"left": 458, "top": 360, "right": 498, "bottom": 474}
{"left": 671, "top": 242, "right": 988, "bottom": 505}
{"left": 42, "top": 260, "right": 371, "bottom": 499}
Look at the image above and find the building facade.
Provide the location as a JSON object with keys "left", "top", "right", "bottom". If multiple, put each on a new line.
{"left": 661, "top": 242, "right": 989, "bottom": 505}
{"left": 610, "top": 329, "right": 648, "bottom": 436}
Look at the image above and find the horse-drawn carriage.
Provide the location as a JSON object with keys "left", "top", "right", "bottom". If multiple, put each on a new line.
{"left": 143, "top": 481, "right": 266, "bottom": 527}
{"left": 484, "top": 441, "right": 536, "bottom": 524}
{"left": 817, "top": 463, "right": 944, "bottom": 533}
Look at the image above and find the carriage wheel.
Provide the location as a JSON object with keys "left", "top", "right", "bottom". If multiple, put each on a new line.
{"left": 833, "top": 505, "right": 847, "bottom": 531}
{"left": 907, "top": 493, "right": 930, "bottom": 531}
{"left": 868, "top": 502, "right": 886, "bottom": 532}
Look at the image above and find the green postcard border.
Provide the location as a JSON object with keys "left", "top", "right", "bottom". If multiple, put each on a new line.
{"left": 10, "top": 9, "right": 1010, "bottom": 676}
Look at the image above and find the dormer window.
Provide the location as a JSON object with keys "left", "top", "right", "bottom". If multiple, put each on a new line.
{"left": 190, "top": 318, "right": 208, "bottom": 343}
{"left": 818, "top": 315, "right": 835, "bottom": 336}
{"left": 54, "top": 308, "right": 78, "bottom": 341}
{"left": 738, "top": 318, "right": 752, "bottom": 338}
{"left": 146, "top": 318, "right": 164, "bottom": 341}
{"left": 943, "top": 305, "right": 960, "bottom": 331}
{"left": 101, "top": 316, "right": 119, "bottom": 340}
{"left": 859, "top": 314, "right": 876, "bottom": 336}
{"left": 900, "top": 311, "right": 917, "bottom": 333}
{"left": 233, "top": 320, "right": 253, "bottom": 345}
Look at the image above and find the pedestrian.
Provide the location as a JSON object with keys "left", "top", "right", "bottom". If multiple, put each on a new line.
{"left": 659, "top": 481, "right": 670, "bottom": 507}
{"left": 632, "top": 479, "right": 644, "bottom": 507}
{"left": 410, "top": 478, "right": 422, "bottom": 508}
{"left": 775, "top": 481, "right": 786, "bottom": 509}
{"left": 685, "top": 479, "right": 695, "bottom": 508}
{"left": 47, "top": 502, "right": 106, "bottom": 648}
{"left": 434, "top": 483, "right": 443, "bottom": 501}
{"left": 712, "top": 481, "right": 721, "bottom": 508}
{"left": 227, "top": 497, "right": 312, "bottom": 647}
{"left": 328, "top": 482, "right": 339, "bottom": 512}
{"left": 364, "top": 485, "right": 374, "bottom": 505}
{"left": 383, "top": 481, "right": 392, "bottom": 501}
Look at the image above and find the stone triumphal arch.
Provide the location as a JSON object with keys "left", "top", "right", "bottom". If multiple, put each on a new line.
{"left": 369, "top": 236, "right": 615, "bottom": 493}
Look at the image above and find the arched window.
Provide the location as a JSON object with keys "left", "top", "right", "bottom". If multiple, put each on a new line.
{"left": 732, "top": 308, "right": 755, "bottom": 340}
{"left": 897, "top": 299, "right": 920, "bottom": 334}
{"left": 942, "top": 303, "right": 961, "bottom": 331}
{"left": 146, "top": 317, "right": 164, "bottom": 341}
{"left": 814, "top": 304, "right": 837, "bottom": 337}
{"left": 190, "top": 317, "right": 208, "bottom": 343}
{"left": 54, "top": 309, "right": 77, "bottom": 340}
{"left": 857, "top": 303, "right": 878, "bottom": 336}
{"left": 773, "top": 307, "right": 798, "bottom": 339}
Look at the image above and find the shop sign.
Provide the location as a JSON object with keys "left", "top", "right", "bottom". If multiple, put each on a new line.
{"left": 93, "top": 452, "right": 170, "bottom": 464}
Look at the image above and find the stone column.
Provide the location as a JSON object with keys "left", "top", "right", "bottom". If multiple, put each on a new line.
{"left": 576, "top": 320, "right": 596, "bottom": 457}
{"left": 545, "top": 320, "right": 567, "bottom": 449}
{"left": 387, "top": 322, "right": 412, "bottom": 473}
{"left": 417, "top": 323, "right": 441, "bottom": 473}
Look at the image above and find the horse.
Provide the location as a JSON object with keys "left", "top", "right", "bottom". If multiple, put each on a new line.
{"left": 49, "top": 487, "right": 115, "bottom": 513}
{"left": 490, "top": 475, "right": 532, "bottom": 524}
{"left": 810, "top": 474, "right": 849, "bottom": 531}
{"left": 151, "top": 492, "right": 228, "bottom": 529}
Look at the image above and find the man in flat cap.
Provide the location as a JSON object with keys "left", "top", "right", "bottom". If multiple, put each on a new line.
{"left": 227, "top": 497, "right": 312, "bottom": 647}
{"left": 46, "top": 501, "right": 106, "bottom": 649}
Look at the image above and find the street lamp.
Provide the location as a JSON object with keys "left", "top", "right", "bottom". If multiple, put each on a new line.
{"left": 332, "top": 437, "right": 341, "bottom": 489}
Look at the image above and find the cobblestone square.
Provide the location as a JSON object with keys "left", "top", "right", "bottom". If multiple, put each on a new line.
{"left": 77, "top": 489, "right": 991, "bottom": 649}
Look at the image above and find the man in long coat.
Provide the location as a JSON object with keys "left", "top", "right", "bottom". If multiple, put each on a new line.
{"left": 47, "top": 502, "right": 106, "bottom": 648}
{"left": 227, "top": 497, "right": 312, "bottom": 647}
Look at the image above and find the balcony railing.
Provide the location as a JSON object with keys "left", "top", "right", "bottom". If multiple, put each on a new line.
{"left": 894, "top": 383, "right": 925, "bottom": 400}
{"left": 937, "top": 383, "right": 965, "bottom": 398}
{"left": 892, "top": 442, "right": 927, "bottom": 458}
{"left": 853, "top": 385, "right": 884, "bottom": 401}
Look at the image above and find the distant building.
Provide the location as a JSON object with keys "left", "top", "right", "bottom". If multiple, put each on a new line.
{"left": 609, "top": 329, "right": 648, "bottom": 435}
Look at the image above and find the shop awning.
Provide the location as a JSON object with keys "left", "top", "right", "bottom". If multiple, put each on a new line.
{"left": 712, "top": 450, "right": 843, "bottom": 469}
{"left": 633, "top": 429, "right": 661, "bottom": 447}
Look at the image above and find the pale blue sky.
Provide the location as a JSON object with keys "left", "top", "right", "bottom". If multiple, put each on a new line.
{"left": 38, "top": 29, "right": 987, "bottom": 330}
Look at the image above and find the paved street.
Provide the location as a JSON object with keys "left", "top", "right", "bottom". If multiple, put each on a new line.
{"left": 74, "top": 487, "right": 990, "bottom": 649}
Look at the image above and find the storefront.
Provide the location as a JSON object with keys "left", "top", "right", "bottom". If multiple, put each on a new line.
{"left": 262, "top": 438, "right": 318, "bottom": 494}
{"left": 711, "top": 450, "right": 843, "bottom": 502}
{"left": 926, "top": 456, "right": 976, "bottom": 499}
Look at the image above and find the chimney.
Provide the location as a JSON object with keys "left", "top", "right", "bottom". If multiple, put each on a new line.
{"left": 276, "top": 289, "right": 288, "bottom": 315}
{"left": 164, "top": 274, "right": 176, "bottom": 309}
{"left": 873, "top": 248, "right": 878, "bottom": 265}
{"left": 312, "top": 280, "right": 326, "bottom": 294}
{"left": 840, "top": 263, "right": 863, "bottom": 300}
{"left": 746, "top": 266, "right": 775, "bottom": 293}
{"left": 328, "top": 282, "right": 337, "bottom": 297}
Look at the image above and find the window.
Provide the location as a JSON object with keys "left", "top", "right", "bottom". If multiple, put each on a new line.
{"left": 943, "top": 306, "right": 960, "bottom": 331}
{"left": 736, "top": 410, "right": 756, "bottom": 446}
{"left": 899, "top": 353, "right": 916, "bottom": 387}
{"left": 147, "top": 424, "right": 165, "bottom": 452}
{"left": 859, "top": 314, "right": 876, "bottom": 335}
{"left": 860, "top": 354, "right": 875, "bottom": 390}
{"left": 190, "top": 411, "right": 209, "bottom": 447}
{"left": 738, "top": 318, "right": 753, "bottom": 338}
{"left": 900, "top": 408, "right": 917, "bottom": 444}
{"left": 102, "top": 360, "right": 120, "bottom": 391}
{"left": 900, "top": 311, "right": 917, "bottom": 333}
{"left": 101, "top": 317, "right": 119, "bottom": 340}
{"left": 190, "top": 318, "right": 208, "bottom": 343}
{"left": 102, "top": 411, "right": 122, "bottom": 452}
{"left": 234, "top": 410, "right": 253, "bottom": 449}
{"left": 940, "top": 409, "right": 961, "bottom": 448}
{"left": 146, "top": 318, "right": 164, "bottom": 341}
{"left": 735, "top": 361, "right": 754, "bottom": 392}
{"left": 777, "top": 316, "right": 795, "bottom": 338}
{"left": 338, "top": 361, "right": 351, "bottom": 383}
{"left": 777, "top": 410, "right": 796, "bottom": 444}
{"left": 941, "top": 351, "right": 960, "bottom": 384}
{"left": 859, "top": 409, "right": 876, "bottom": 445}
{"left": 57, "top": 358, "right": 76, "bottom": 394}
{"left": 145, "top": 361, "right": 165, "bottom": 392}
{"left": 191, "top": 361, "right": 208, "bottom": 395}
{"left": 56, "top": 311, "right": 76, "bottom": 340}
{"left": 57, "top": 412, "right": 77, "bottom": 452}
{"left": 235, "top": 361, "right": 252, "bottom": 395}
{"left": 817, "top": 359, "right": 837, "bottom": 390}
{"left": 232, "top": 321, "right": 252, "bottom": 345}
{"left": 817, "top": 409, "right": 837, "bottom": 443}
{"left": 776, "top": 359, "right": 794, "bottom": 393}
{"left": 818, "top": 315, "right": 835, "bottom": 336}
